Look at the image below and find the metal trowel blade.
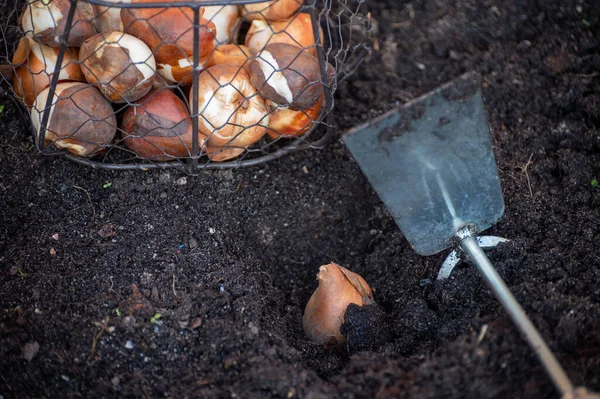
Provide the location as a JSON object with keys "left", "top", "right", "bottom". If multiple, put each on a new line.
{"left": 343, "top": 72, "right": 504, "bottom": 256}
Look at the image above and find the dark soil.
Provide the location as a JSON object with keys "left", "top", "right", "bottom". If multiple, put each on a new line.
{"left": 1, "top": 0, "right": 600, "bottom": 398}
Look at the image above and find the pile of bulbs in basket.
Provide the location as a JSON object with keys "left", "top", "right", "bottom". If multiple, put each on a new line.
{"left": 12, "top": 0, "right": 336, "bottom": 163}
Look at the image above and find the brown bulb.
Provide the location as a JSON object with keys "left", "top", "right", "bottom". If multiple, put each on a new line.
{"left": 302, "top": 263, "right": 374, "bottom": 345}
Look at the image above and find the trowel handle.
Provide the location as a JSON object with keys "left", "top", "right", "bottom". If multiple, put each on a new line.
{"left": 459, "top": 233, "right": 574, "bottom": 396}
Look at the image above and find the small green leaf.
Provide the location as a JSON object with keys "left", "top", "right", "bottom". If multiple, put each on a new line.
{"left": 150, "top": 313, "right": 162, "bottom": 324}
{"left": 114, "top": 308, "right": 121, "bottom": 317}
{"left": 582, "top": 19, "right": 591, "bottom": 27}
{"left": 18, "top": 268, "right": 24, "bottom": 277}
{"left": 591, "top": 179, "right": 599, "bottom": 188}
{"left": 103, "top": 182, "right": 112, "bottom": 189}
{"left": 0, "top": 105, "right": 5, "bottom": 114}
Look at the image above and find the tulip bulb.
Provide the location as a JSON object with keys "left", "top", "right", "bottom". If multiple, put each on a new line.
{"left": 12, "top": 36, "right": 84, "bottom": 107}
{"left": 208, "top": 44, "right": 252, "bottom": 70}
{"left": 241, "top": 0, "right": 302, "bottom": 22}
{"left": 245, "top": 13, "right": 324, "bottom": 57}
{"left": 266, "top": 95, "right": 323, "bottom": 139}
{"left": 21, "top": 0, "right": 97, "bottom": 48}
{"left": 121, "top": 1, "right": 217, "bottom": 84}
{"left": 205, "top": 146, "right": 245, "bottom": 162}
{"left": 92, "top": 0, "right": 130, "bottom": 33}
{"left": 191, "top": 64, "right": 269, "bottom": 148}
{"left": 31, "top": 82, "right": 117, "bottom": 157}
{"left": 302, "top": 263, "right": 374, "bottom": 345}
{"left": 79, "top": 31, "right": 156, "bottom": 103}
{"left": 202, "top": 5, "right": 241, "bottom": 44}
{"left": 121, "top": 89, "right": 197, "bottom": 161}
{"left": 249, "top": 43, "right": 334, "bottom": 110}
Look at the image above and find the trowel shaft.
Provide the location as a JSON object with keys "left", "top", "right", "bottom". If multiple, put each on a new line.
{"left": 458, "top": 230, "right": 574, "bottom": 396}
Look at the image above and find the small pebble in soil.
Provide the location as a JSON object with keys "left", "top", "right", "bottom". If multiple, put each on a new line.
{"left": 121, "top": 316, "right": 136, "bottom": 328}
{"left": 158, "top": 172, "right": 171, "bottom": 184}
{"left": 21, "top": 341, "right": 40, "bottom": 362}
{"left": 219, "top": 169, "right": 234, "bottom": 180}
{"left": 125, "top": 340, "right": 134, "bottom": 349}
{"left": 419, "top": 278, "right": 432, "bottom": 287}
{"left": 191, "top": 318, "right": 202, "bottom": 329}
{"left": 248, "top": 322, "right": 259, "bottom": 336}
{"left": 175, "top": 177, "right": 187, "bottom": 185}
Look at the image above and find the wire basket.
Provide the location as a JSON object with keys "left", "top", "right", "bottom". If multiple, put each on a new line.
{"left": 0, "top": 0, "right": 372, "bottom": 172}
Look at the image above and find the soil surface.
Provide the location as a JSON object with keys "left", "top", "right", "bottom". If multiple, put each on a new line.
{"left": 1, "top": 0, "right": 600, "bottom": 398}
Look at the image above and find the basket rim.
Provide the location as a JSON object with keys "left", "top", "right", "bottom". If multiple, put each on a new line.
{"left": 76, "top": 0, "right": 271, "bottom": 8}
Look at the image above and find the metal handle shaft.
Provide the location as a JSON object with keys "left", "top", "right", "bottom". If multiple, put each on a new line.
{"left": 459, "top": 234, "right": 574, "bottom": 396}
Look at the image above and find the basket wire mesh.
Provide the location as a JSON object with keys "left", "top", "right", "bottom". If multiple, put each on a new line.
{"left": 0, "top": 0, "right": 372, "bottom": 172}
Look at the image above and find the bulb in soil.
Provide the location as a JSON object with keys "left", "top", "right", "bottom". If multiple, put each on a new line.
{"left": 79, "top": 31, "right": 156, "bottom": 103}
{"left": 121, "top": 0, "right": 217, "bottom": 84}
{"left": 31, "top": 82, "right": 117, "bottom": 157}
{"left": 245, "top": 13, "right": 324, "bottom": 57}
{"left": 12, "top": 36, "right": 84, "bottom": 107}
{"left": 241, "top": 0, "right": 302, "bottom": 22}
{"left": 190, "top": 64, "right": 269, "bottom": 148}
{"left": 20, "top": 0, "right": 97, "bottom": 48}
{"left": 121, "top": 89, "right": 198, "bottom": 161}
{"left": 302, "top": 263, "right": 375, "bottom": 346}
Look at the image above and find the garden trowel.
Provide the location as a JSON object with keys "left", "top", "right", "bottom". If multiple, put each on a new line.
{"left": 342, "top": 72, "right": 596, "bottom": 398}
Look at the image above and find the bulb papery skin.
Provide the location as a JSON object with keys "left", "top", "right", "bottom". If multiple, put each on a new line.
{"left": 302, "top": 263, "right": 374, "bottom": 345}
